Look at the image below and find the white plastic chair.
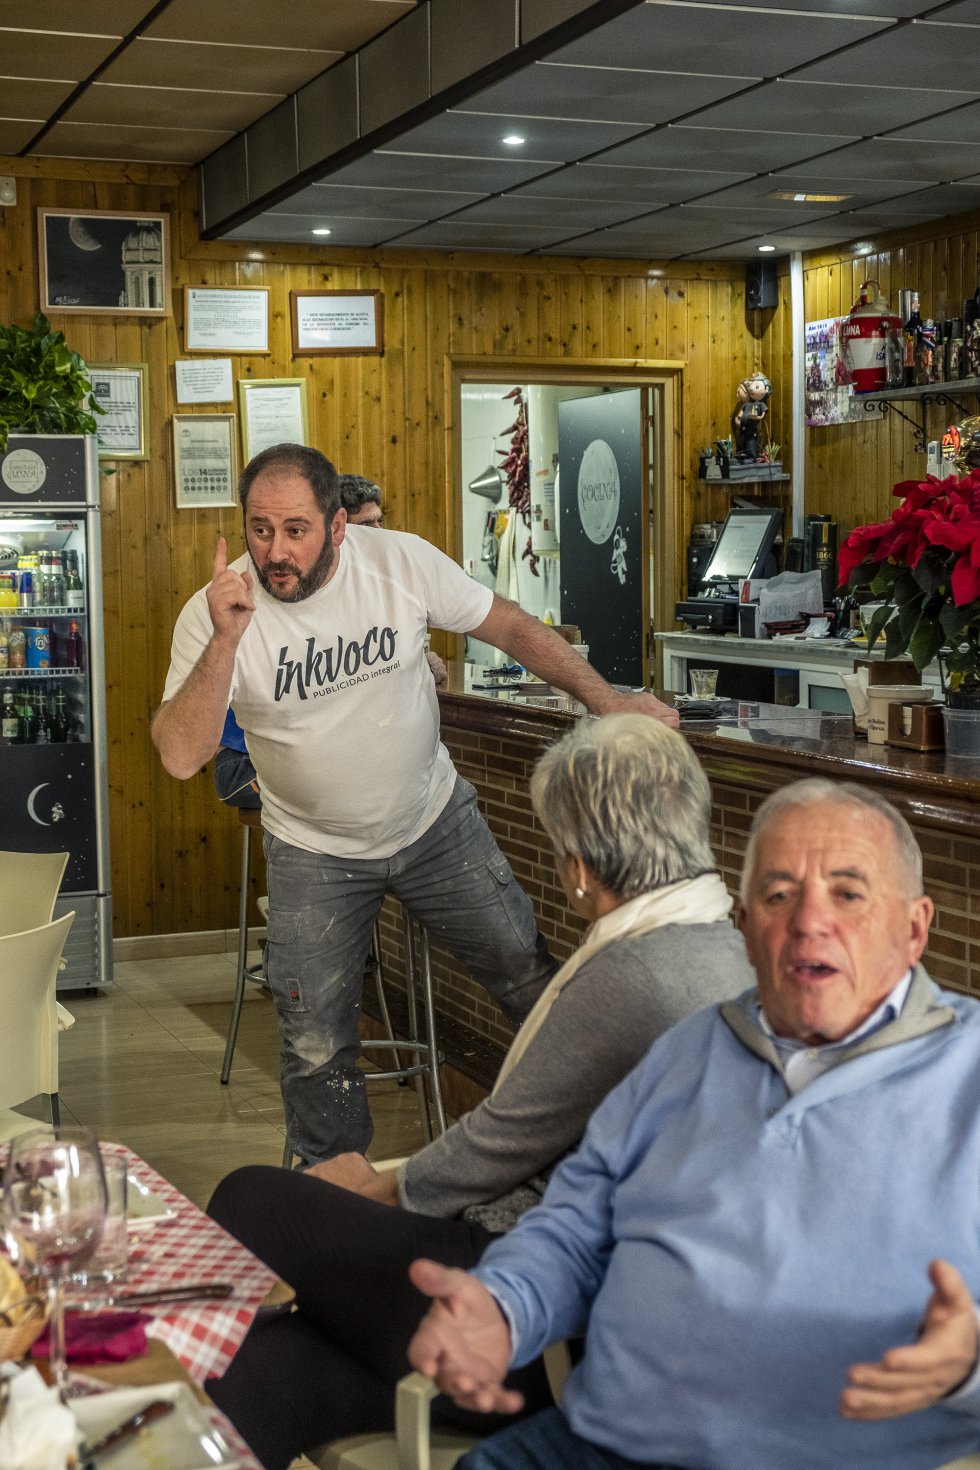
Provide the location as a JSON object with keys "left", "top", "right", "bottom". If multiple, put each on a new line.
{"left": 0, "top": 849, "right": 67, "bottom": 935}
{"left": 0, "top": 912, "right": 75, "bottom": 1143}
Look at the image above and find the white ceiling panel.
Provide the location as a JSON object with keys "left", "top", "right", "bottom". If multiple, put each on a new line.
{"left": 797, "top": 20, "right": 980, "bottom": 89}
{"left": 381, "top": 111, "right": 647, "bottom": 162}
{"left": 891, "top": 99, "right": 980, "bottom": 142}
{"left": 222, "top": 214, "right": 423, "bottom": 246}
{"left": 321, "top": 151, "right": 559, "bottom": 192}
{"left": 453, "top": 61, "right": 759, "bottom": 125}
{"left": 596, "top": 125, "right": 854, "bottom": 173}
{"left": 548, "top": 3, "right": 893, "bottom": 80}
{"left": 503, "top": 161, "right": 755, "bottom": 204}
{"left": 681, "top": 78, "right": 980, "bottom": 136}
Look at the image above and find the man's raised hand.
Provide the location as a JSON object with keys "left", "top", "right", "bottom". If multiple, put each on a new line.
{"left": 207, "top": 535, "right": 255, "bottom": 643}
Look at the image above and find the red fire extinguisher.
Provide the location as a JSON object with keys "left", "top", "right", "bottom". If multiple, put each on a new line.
{"left": 839, "top": 280, "right": 902, "bottom": 393}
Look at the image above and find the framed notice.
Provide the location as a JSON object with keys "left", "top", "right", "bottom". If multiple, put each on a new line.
{"left": 175, "top": 358, "right": 234, "bottom": 404}
{"left": 173, "top": 414, "right": 238, "bottom": 510}
{"left": 184, "top": 286, "right": 270, "bottom": 354}
{"left": 88, "top": 363, "right": 149, "bottom": 460}
{"left": 238, "top": 378, "right": 309, "bottom": 462}
{"left": 290, "top": 289, "right": 384, "bottom": 356}
{"left": 38, "top": 209, "right": 170, "bottom": 317}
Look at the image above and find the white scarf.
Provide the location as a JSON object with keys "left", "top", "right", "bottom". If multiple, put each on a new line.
{"left": 495, "top": 872, "right": 733, "bottom": 1090}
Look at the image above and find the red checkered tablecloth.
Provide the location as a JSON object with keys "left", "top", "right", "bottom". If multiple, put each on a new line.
{"left": 72, "top": 1145, "right": 280, "bottom": 1385}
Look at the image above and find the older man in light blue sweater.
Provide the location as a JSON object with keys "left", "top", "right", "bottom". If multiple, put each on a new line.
{"left": 409, "top": 778, "right": 980, "bottom": 1470}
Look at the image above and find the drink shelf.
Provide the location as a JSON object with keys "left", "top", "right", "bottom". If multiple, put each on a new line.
{"left": 0, "top": 667, "right": 85, "bottom": 679}
{"left": 0, "top": 604, "right": 86, "bottom": 617}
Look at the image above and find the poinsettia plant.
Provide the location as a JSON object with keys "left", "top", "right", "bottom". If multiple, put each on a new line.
{"left": 838, "top": 471, "right": 980, "bottom": 702}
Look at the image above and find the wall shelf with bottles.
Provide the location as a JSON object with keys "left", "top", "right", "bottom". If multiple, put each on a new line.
{"left": 0, "top": 604, "right": 86, "bottom": 618}
{"left": 854, "top": 377, "right": 980, "bottom": 452}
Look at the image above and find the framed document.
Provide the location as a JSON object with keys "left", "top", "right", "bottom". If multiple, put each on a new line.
{"left": 175, "top": 358, "right": 234, "bottom": 404}
{"left": 184, "top": 287, "right": 270, "bottom": 354}
{"left": 290, "top": 289, "right": 384, "bottom": 356}
{"left": 38, "top": 209, "right": 170, "bottom": 317}
{"left": 173, "top": 414, "right": 238, "bottom": 510}
{"left": 89, "top": 364, "right": 149, "bottom": 460}
{"left": 238, "top": 378, "right": 309, "bottom": 462}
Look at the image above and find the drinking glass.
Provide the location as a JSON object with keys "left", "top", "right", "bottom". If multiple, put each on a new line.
{"left": 689, "top": 668, "right": 719, "bottom": 699}
{"left": 2, "top": 1126, "right": 107, "bottom": 1399}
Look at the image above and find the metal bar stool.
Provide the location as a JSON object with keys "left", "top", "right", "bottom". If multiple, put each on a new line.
{"left": 280, "top": 905, "right": 447, "bottom": 1167}
{"left": 220, "top": 808, "right": 266, "bottom": 1086}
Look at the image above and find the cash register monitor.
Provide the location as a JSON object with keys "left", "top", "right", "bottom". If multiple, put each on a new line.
{"left": 700, "top": 506, "right": 782, "bottom": 586}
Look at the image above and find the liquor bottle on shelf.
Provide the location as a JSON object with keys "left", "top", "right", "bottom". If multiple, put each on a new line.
{"left": 45, "top": 550, "right": 66, "bottom": 608}
{"left": 63, "top": 550, "right": 84, "bottom": 610}
{"left": 50, "top": 685, "right": 71, "bottom": 744}
{"left": 965, "top": 290, "right": 980, "bottom": 379}
{"left": 17, "top": 690, "right": 37, "bottom": 745}
{"left": 64, "top": 619, "right": 85, "bottom": 670}
{"left": 901, "top": 290, "right": 921, "bottom": 388}
{"left": 1, "top": 687, "right": 18, "bottom": 744}
{"left": 33, "top": 695, "right": 52, "bottom": 744}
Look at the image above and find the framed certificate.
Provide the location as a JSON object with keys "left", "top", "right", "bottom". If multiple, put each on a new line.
{"left": 38, "top": 209, "right": 170, "bottom": 317}
{"left": 88, "top": 363, "right": 149, "bottom": 460}
{"left": 184, "top": 286, "right": 270, "bottom": 353}
{"left": 238, "top": 378, "right": 309, "bottom": 463}
{"left": 290, "top": 289, "right": 384, "bottom": 356}
{"left": 174, "top": 358, "right": 234, "bottom": 404}
{"left": 173, "top": 413, "right": 238, "bottom": 509}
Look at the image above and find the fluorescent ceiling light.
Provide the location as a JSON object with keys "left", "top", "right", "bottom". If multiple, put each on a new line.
{"left": 501, "top": 134, "right": 525, "bottom": 147}
{"left": 758, "top": 244, "right": 776, "bottom": 253}
{"left": 769, "top": 190, "right": 852, "bottom": 203}
{"left": 312, "top": 227, "right": 332, "bottom": 236}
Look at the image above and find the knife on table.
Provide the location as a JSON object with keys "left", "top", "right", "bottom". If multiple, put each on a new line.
{"left": 70, "top": 1281, "right": 234, "bottom": 1311}
{"left": 79, "top": 1398, "right": 175, "bottom": 1467}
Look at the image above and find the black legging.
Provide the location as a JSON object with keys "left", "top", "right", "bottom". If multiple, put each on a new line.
{"left": 206, "top": 1166, "right": 551, "bottom": 1470}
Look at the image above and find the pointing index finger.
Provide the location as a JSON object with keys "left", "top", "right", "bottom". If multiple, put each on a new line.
{"left": 213, "top": 535, "right": 228, "bottom": 579}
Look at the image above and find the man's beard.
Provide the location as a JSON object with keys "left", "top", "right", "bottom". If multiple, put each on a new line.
{"left": 255, "top": 539, "right": 335, "bottom": 602}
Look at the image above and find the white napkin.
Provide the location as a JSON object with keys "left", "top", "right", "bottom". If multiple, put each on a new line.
{"left": 841, "top": 668, "right": 870, "bottom": 732}
{"left": 0, "top": 1364, "right": 81, "bottom": 1470}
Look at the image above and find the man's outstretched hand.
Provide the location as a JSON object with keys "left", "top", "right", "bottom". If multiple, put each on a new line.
{"left": 408, "top": 1259, "right": 524, "bottom": 1415}
{"left": 841, "top": 1260, "right": 979, "bottom": 1421}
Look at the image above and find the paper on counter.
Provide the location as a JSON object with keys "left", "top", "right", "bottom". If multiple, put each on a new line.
{"left": 0, "top": 1363, "right": 81, "bottom": 1470}
{"left": 841, "top": 668, "right": 870, "bottom": 733}
{"left": 758, "top": 571, "right": 824, "bottom": 629}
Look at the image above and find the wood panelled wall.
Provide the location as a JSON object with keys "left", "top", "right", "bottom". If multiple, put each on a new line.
{"left": 803, "top": 211, "right": 980, "bottom": 536}
{"left": 0, "top": 157, "right": 785, "bottom": 937}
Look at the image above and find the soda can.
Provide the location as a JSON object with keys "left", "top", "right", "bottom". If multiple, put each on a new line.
{"left": 26, "top": 624, "right": 50, "bottom": 669}
{"left": 17, "top": 569, "right": 33, "bottom": 609}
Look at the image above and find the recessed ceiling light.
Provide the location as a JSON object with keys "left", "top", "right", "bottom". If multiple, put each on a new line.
{"left": 312, "top": 227, "right": 332, "bottom": 236}
{"left": 501, "top": 134, "right": 525, "bottom": 147}
{"left": 769, "top": 190, "right": 851, "bottom": 204}
{"left": 757, "top": 244, "right": 776, "bottom": 253}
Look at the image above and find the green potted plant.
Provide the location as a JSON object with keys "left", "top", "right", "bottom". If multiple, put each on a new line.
{"left": 839, "top": 470, "right": 980, "bottom": 754}
{"left": 0, "top": 312, "right": 101, "bottom": 451}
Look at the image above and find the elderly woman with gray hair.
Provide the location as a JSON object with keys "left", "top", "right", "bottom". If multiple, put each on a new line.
{"left": 207, "top": 714, "right": 754, "bottom": 1469}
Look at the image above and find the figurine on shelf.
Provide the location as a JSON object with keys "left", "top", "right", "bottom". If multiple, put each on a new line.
{"left": 731, "top": 372, "right": 772, "bottom": 461}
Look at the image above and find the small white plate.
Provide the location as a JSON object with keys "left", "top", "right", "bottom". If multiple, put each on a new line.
{"left": 127, "top": 1174, "right": 178, "bottom": 1229}
{"left": 73, "top": 1382, "right": 239, "bottom": 1470}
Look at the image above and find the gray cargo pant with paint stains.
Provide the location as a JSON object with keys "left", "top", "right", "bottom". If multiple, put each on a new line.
{"left": 262, "top": 776, "right": 555, "bottom": 1163}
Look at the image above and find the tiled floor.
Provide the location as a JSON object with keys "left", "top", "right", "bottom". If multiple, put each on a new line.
{"left": 46, "top": 949, "right": 434, "bottom": 1209}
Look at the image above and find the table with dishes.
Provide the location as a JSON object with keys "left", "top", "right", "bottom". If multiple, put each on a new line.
{"left": 1, "top": 1130, "right": 284, "bottom": 1469}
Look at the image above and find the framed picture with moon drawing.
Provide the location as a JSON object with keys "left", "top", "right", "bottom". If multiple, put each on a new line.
{"left": 37, "top": 209, "right": 171, "bottom": 317}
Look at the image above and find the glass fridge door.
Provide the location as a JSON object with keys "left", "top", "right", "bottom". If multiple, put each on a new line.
{"left": 0, "top": 513, "right": 98, "bottom": 891}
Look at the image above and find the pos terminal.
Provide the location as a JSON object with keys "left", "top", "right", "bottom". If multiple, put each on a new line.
{"left": 674, "top": 506, "right": 782, "bottom": 632}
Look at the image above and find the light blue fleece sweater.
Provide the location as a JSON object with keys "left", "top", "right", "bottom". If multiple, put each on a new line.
{"left": 475, "top": 968, "right": 980, "bottom": 1470}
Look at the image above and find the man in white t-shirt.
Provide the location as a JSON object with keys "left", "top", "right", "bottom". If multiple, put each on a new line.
{"left": 153, "top": 443, "right": 678, "bottom": 1162}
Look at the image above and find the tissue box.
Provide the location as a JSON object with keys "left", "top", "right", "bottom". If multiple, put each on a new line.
{"left": 854, "top": 658, "right": 921, "bottom": 687}
{"left": 887, "top": 701, "right": 945, "bottom": 751}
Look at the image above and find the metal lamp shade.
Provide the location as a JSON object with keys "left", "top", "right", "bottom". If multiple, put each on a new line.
{"left": 468, "top": 464, "right": 504, "bottom": 502}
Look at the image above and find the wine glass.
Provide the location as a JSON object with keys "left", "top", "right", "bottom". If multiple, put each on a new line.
{"left": 2, "top": 1125, "right": 107, "bottom": 1398}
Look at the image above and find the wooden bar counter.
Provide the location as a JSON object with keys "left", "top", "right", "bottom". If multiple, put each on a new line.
{"left": 376, "top": 669, "right": 980, "bottom": 1099}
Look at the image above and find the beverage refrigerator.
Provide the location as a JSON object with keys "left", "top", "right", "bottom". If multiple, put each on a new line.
{"left": 0, "top": 434, "right": 112, "bottom": 990}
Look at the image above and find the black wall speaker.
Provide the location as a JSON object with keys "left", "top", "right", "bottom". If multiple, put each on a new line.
{"left": 746, "top": 259, "right": 778, "bottom": 311}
